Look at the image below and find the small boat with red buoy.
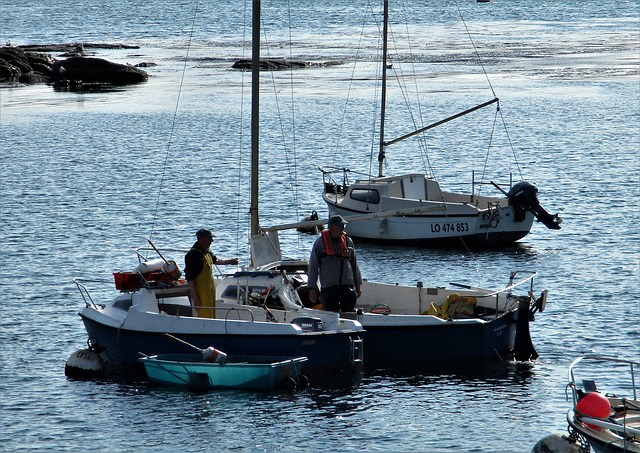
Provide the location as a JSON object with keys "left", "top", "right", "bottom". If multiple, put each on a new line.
{"left": 566, "top": 356, "right": 640, "bottom": 452}
{"left": 535, "top": 356, "right": 640, "bottom": 452}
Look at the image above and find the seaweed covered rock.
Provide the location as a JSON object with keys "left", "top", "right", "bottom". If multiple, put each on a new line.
{"left": 0, "top": 45, "right": 149, "bottom": 88}
{"left": 0, "top": 46, "right": 55, "bottom": 82}
{"left": 51, "top": 56, "right": 148, "bottom": 85}
{"left": 232, "top": 58, "right": 344, "bottom": 71}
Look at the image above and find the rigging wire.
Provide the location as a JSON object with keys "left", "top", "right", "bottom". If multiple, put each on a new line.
{"left": 453, "top": 0, "right": 523, "bottom": 186}
{"left": 235, "top": 0, "right": 250, "bottom": 259}
{"left": 454, "top": 0, "right": 496, "bottom": 98}
{"left": 284, "top": 0, "right": 306, "bottom": 253}
{"left": 398, "top": 1, "right": 434, "bottom": 180}
{"left": 499, "top": 108, "right": 524, "bottom": 181}
{"left": 392, "top": 3, "right": 477, "bottom": 257}
{"left": 369, "top": 0, "right": 383, "bottom": 178}
{"left": 479, "top": 107, "right": 500, "bottom": 190}
{"left": 332, "top": 5, "right": 371, "bottom": 173}
{"left": 258, "top": 3, "right": 306, "bottom": 257}
{"left": 147, "top": 0, "right": 201, "bottom": 256}
{"left": 285, "top": 0, "right": 301, "bottom": 225}
{"left": 390, "top": 2, "right": 436, "bottom": 180}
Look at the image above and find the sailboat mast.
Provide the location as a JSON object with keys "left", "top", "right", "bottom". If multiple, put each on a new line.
{"left": 377, "top": 0, "right": 389, "bottom": 178}
{"left": 250, "top": 0, "right": 260, "bottom": 237}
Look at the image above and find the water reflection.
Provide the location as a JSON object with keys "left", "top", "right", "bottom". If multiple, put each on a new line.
{"left": 355, "top": 240, "right": 543, "bottom": 288}
{"left": 364, "top": 360, "right": 536, "bottom": 386}
{"left": 357, "top": 240, "right": 540, "bottom": 259}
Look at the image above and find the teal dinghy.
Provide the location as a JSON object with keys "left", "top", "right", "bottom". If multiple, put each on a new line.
{"left": 138, "top": 353, "right": 308, "bottom": 390}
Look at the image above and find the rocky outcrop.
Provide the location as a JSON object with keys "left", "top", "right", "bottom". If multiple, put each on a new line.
{"left": 232, "top": 58, "right": 344, "bottom": 71}
{"left": 0, "top": 44, "right": 149, "bottom": 88}
{"left": 52, "top": 57, "right": 148, "bottom": 85}
{"left": 0, "top": 46, "right": 55, "bottom": 82}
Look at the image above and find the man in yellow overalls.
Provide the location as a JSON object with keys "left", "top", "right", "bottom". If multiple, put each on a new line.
{"left": 184, "top": 228, "right": 239, "bottom": 318}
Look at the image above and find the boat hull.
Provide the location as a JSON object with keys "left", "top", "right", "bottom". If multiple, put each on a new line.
{"left": 80, "top": 312, "right": 362, "bottom": 377}
{"left": 351, "top": 311, "right": 517, "bottom": 367}
{"left": 326, "top": 201, "right": 534, "bottom": 247}
{"left": 567, "top": 408, "right": 640, "bottom": 453}
{"left": 217, "top": 265, "right": 541, "bottom": 368}
{"left": 564, "top": 357, "right": 640, "bottom": 453}
{"left": 138, "top": 353, "right": 307, "bottom": 390}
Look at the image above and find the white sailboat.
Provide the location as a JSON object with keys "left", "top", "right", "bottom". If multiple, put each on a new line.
{"left": 321, "top": 0, "right": 561, "bottom": 247}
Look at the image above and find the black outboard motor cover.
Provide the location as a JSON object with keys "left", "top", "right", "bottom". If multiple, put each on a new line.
{"left": 507, "top": 181, "right": 561, "bottom": 230}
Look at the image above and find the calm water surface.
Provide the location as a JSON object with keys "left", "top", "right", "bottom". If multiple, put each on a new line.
{"left": 1, "top": 0, "right": 638, "bottom": 451}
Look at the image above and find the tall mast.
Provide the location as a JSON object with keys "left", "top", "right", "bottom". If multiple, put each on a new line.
{"left": 377, "top": 0, "right": 389, "bottom": 178}
{"left": 250, "top": 0, "right": 260, "bottom": 237}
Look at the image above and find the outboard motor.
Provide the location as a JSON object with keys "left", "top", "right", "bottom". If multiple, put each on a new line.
{"left": 507, "top": 181, "right": 562, "bottom": 230}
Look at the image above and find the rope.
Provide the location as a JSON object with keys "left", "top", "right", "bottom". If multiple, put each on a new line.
{"left": 454, "top": 0, "right": 496, "bottom": 98}
{"left": 478, "top": 107, "right": 500, "bottom": 197}
{"left": 148, "top": 0, "right": 201, "bottom": 255}
{"left": 332, "top": 5, "right": 370, "bottom": 170}
{"left": 454, "top": 0, "right": 523, "bottom": 182}
{"left": 398, "top": 2, "right": 434, "bottom": 180}
{"left": 234, "top": 0, "right": 250, "bottom": 258}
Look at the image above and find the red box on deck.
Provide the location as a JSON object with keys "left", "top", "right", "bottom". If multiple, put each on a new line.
{"left": 113, "top": 272, "right": 142, "bottom": 291}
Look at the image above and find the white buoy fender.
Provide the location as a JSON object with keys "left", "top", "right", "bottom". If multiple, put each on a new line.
{"left": 65, "top": 349, "right": 104, "bottom": 378}
{"left": 202, "top": 347, "right": 227, "bottom": 364}
{"left": 137, "top": 258, "right": 165, "bottom": 273}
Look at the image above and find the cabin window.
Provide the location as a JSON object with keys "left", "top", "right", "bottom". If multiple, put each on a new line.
{"left": 221, "top": 285, "right": 275, "bottom": 305}
{"left": 350, "top": 189, "right": 380, "bottom": 204}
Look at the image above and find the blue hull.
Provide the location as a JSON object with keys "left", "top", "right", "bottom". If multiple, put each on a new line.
{"left": 138, "top": 354, "right": 307, "bottom": 390}
{"left": 360, "top": 312, "right": 518, "bottom": 367}
{"left": 80, "top": 315, "right": 362, "bottom": 377}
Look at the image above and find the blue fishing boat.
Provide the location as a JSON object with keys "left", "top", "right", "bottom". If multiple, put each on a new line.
{"left": 138, "top": 353, "right": 308, "bottom": 390}
{"left": 72, "top": 0, "right": 364, "bottom": 378}
{"left": 75, "top": 273, "right": 363, "bottom": 377}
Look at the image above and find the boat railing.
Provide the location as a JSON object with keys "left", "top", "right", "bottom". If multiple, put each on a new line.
{"left": 319, "top": 166, "right": 374, "bottom": 196}
{"left": 575, "top": 415, "right": 640, "bottom": 438}
{"left": 472, "top": 170, "right": 513, "bottom": 199}
{"left": 222, "top": 307, "right": 255, "bottom": 322}
{"left": 134, "top": 247, "right": 188, "bottom": 263}
{"left": 568, "top": 356, "right": 640, "bottom": 406}
{"left": 74, "top": 278, "right": 112, "bottom": 309}
{"left": 193, "top": 305, "right": 304, "bottom": 325}
{"left": 450, "top": 270, "right": 539, "bottom": 314}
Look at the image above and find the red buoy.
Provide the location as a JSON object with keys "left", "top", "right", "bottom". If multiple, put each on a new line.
{"left": 576, "top": 392, "right": 611, "bottom": 429}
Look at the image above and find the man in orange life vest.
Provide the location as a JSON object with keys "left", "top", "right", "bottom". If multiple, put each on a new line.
{"left": 308, "top": 215, "right": 362, "bottom": 312}
{"left": 184, "top": 228, "right": 239, "bottom": 318}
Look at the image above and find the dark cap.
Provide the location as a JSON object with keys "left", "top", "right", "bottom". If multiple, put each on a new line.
{"left": 196, "top": 228, "right": 216, "bottom": 239}
{"left": 328, "top": 215, "right": 348, "bottom": 227}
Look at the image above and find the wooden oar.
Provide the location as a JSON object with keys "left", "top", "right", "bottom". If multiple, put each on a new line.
{"left": 148, "top": 239, "right": 170, "bottom": 265}
{"left": 162, "top": 333, "right": 227, "bottom": 363}
{"left": 147, "top": 240, "right": 182, "bottom": 280}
